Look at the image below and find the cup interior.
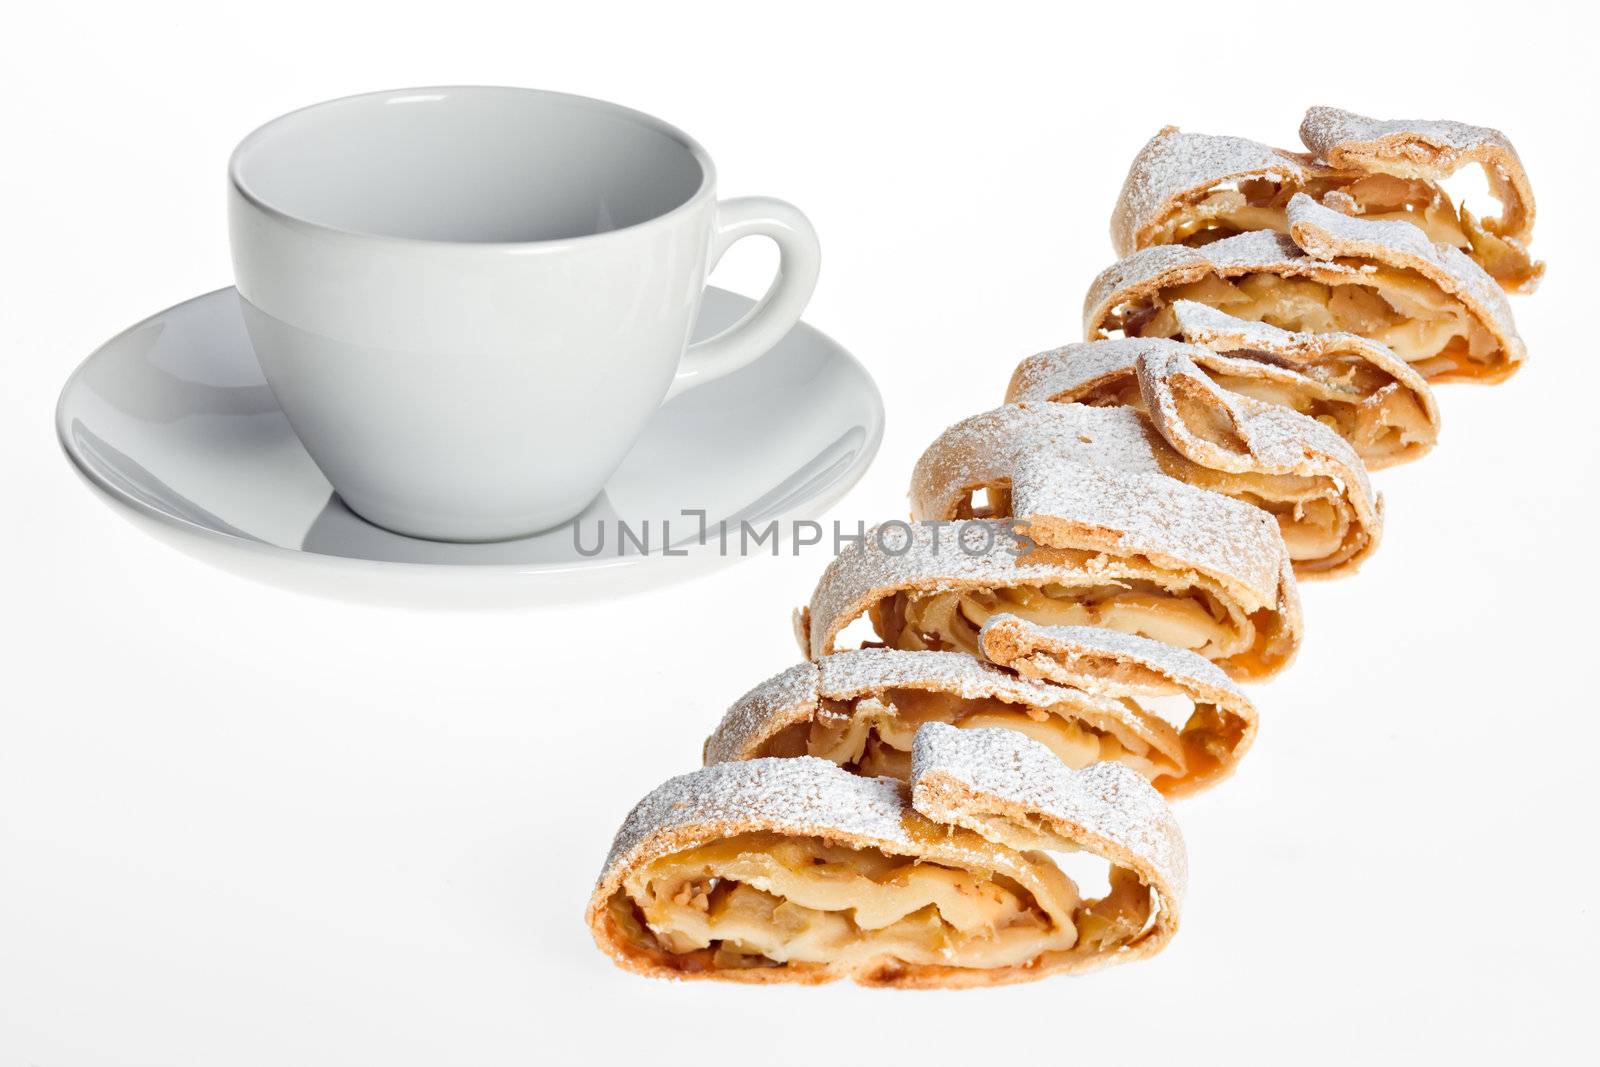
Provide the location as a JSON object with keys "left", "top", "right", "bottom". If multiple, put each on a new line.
{"left": 231, "top": 88, "right": 709, "bottom": 243}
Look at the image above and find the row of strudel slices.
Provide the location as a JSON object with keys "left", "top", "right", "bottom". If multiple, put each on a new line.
{"left": 589, "top": 105, "right": 1542, "bottom": 989}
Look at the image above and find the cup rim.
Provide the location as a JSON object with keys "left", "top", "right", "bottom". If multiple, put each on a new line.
{"left": 228, "top": 85, "right": 719, "bottom": 251}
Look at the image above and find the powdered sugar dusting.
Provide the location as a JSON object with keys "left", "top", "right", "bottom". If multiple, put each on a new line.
{"left": 911, "top": 723, "right": 1188, "bottom": 900}
{"left": 1111, "top": 126, "right": 1310, "bottom": 255}
{"left": 1009, "top": 455, "right": 1286, "bottom": 608}
{"left": 910, "top": 402, "right": 1163, "bottom": 519}
{"left": 1190, "top": 230, "right": 1315, "bottom": 271}
{"left": 1287, "top": 190, "right": 1435, "bottom": 261}
{"left": 1173, "top": 299, "right": 1303, "bottom": 351}
{"left": 1007, "top": 337, "right": 1189, "bottom": 404}
{"left": 1301, "top": 106, "right": 1515, "bottom": 164}
{"left": 703, "top": 661, "right": 820, "bottom": 766}
{"left": 1108, "top": 108, "right": 1538, "bottom": 290}
{"left": 910, "top": 388, "right": 1368, "bottom": 576}
{"left": 599, "top": 757, "right": 911, "bottom": 883}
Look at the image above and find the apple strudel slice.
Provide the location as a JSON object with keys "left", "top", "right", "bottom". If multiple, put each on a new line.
{"left": 1087, "top": 194, "right": 1525, "bottom": 384}
{"left": 589, "top": 723, "right": 1186, "bottom": 986}
{"left": 799, "top": 504, "right": 1300, "bottom": 681}
{"left": 911, "top": 393, "right": 1379, "bottom": 578}
{"left": 705, "top": 639, "right": 1255, "bottom": 798}
{"left": 1112, "top": 108, "right": 1541, "bottom": 292}
{"left": 1173, "top": 301, "right": 1438, "bottom": 467}
{"left": 1136, "top": 345, "right": 1380, "bottom": 577}
{"left": 1299, "top": 107, "right": 1540, "bottom": 293}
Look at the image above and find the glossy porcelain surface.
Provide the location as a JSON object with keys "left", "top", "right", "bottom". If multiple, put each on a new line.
{"left": 229, "top": 87, "right": 821, "bottom": 540}
{"left": 57, "top": 287, "right": 882, "bottom": 604}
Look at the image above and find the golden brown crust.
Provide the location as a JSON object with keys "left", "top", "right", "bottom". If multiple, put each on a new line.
{"left": 907, "top": 401, "right": 1163, "bottom": 522}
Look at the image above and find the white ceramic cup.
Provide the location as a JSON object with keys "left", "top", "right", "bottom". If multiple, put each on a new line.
{"left": 228, "top": 86, "right": 820, "bottom": 542}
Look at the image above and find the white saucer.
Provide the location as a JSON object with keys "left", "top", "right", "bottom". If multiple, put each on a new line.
{"left": 57, "top": 286, "right": 883, "bottom": 606}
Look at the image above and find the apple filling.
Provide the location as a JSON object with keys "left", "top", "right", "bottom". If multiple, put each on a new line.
{"left": 1157, "top": 465, "right": 1365, "bottom": 574}
{"left": 1149, "top": 176, "right": 1464, "bottom": 249}
{"left": 1116, "top": 270, "right": 1499, "bottom": 381}
{"left": 1244, "top": 492, "right": 1352, "bottom": 569}
{"left": 757, "top": 686, "right": 1184, "bottom": 782}
{"left": 609, "top": 828, "right": 1154, "bottom": 975}
{"left": 883, "top": 582, "right": 1242, "bottom": 660}
{"left": 870, "top": 563, "right": 1261, "bottom": 673}
{"left": 1147, "top": 175, "right": 1534, "bottom": 288}
{"left": 1004, "top": 658, "right": 1248, "bottom": 796}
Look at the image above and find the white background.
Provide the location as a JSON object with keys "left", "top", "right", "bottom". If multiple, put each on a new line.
{"left": 2, "top": 2, "right": 1594, "bottom": 1063}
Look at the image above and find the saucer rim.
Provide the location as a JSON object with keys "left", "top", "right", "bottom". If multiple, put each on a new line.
{"left": 56, "top": 285, "right": 884, "bottom": 576}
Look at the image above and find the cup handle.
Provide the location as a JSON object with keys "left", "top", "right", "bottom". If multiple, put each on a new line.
{"left": 665, "top": 196, "right": 821, "bottom": 402}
